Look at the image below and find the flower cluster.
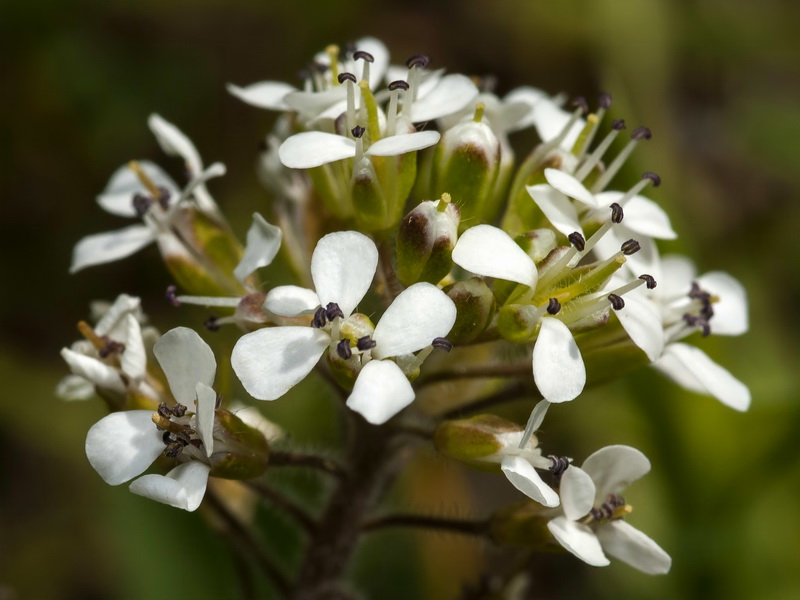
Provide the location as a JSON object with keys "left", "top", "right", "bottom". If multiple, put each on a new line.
{"left": 62, "top": 36, "right": 749, "bottom": 586}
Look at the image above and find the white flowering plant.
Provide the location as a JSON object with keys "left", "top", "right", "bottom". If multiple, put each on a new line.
{"left": 61, "top": 37, "right": 749, "bottom": 598}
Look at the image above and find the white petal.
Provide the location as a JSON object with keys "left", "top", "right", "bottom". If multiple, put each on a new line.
{"left": 60, "top": 348, "right": 125, "bottom": 394}
{"left": 226, "top": 81, "right": 296, "bottom": 110}
{"left": 596, "top": 520, "right": 671, "bottom": 574}
{"left": 153, "top": 327, "right": 216, "bottom": 405}
{"left": 653, "top": 343, "right": 750, "bottom": 411}
{"left": 501, "top": 455, "right": 560, "bottom": 507}
{"left": 616, "top": 292, "right": 664, "bottom": 362}
{"left": 346, "top": 360, "right": 415, "bottom": 425}
{"left": 372, "top": 283, "right": 457, "bottom": 359}
{"left": 547, "top": 517, "right": 609, "bottom": 567}
{"left": 560, "top": 465, "right": 596, "bottom": 520}
{"left": 264, "top": 285, "right": 321, "bottom": 317}
{"left": 120, "top": 314, "right": 147, "bottom": 380}
{"left": 527, "top": 184, "right": 583, "bottom": 237}
{"left": 367, "top": 131, "right": 441, "bottom": 156}
{"left": 452, "top": 225, "right": 537, "bottom": 288}
{"left": 233, "top": 213, "right": 283, "bottom": 283}
{"left": 311, "top": 231, "right": 378, "bottom": 317}
{"left": 94, "top": 294, "right": 142, "bottom": 337}
{"left": 56, "top": 375, "right": 95, "bottom": 401}
{"left": 279, "top": 131, "right": 356, "bottom": 169}
{"left": 70, "top": 225, "right": 156, "bottom": 273}
{"left": 532, "top": 318, "right": 585, "bottom": 403}
{"left": 503, "top": 86, "right": 547, "bottom": 132}
{"left": 231, "top": 326, "right": 329, "bottom": 401}
{"left": 596, "top": 192, "right": 677, "bottom": 239}
{"left": 545, "top": 169, "right": 597, "bottom": 208}
{"left": 410, "top": 74, "right": 479, "bottom": 122}
{"left": 581, "top": 445, "right": 651, "bottom": 502}
{"left": 148, "top": 114, "right": 203, "bottom": 176}
{"left": 129, "top": 462, "right": 210, "bottom": 512}
{"left": 97, "top": 161, "right": 178, "bottom": 217}
{"left": 518, "top": 399, "right": 551, "bottom": 449}
{"left": 532, "top": 98, "right": 585, "bottom": 149}
{"left": 85, "top": 410, "right": 164, "bottom": 485}
{"left": 659, "top": 255, "right": 696, "bottom": 299}
{"left": 283, "top": 87, "right": 347, "bottom": 118}
{"left": 696, "top": 271, "right": 748, "bottom": 336}
{"left": 195, "top": 382, "right": 216, "bottom": 457}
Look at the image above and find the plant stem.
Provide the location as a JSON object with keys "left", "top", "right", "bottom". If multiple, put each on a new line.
{"left": 415, "top": 362, "right": 533, "bottom": 389}
{"left": 244, "top": 479, "right": 319, "bottom": 536}
{"left": 362, "top": 513, "right": 490, "bottom": 538}
{"left": 269, "top": 450, "right": 348, "bottom": 480}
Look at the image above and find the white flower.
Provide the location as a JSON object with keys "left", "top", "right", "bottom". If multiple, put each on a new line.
{"left": 232, "top": 231, "right": 456, "bottom": 424}
{"left": 85, "top": 327, "right": 219, "bottom": 511}
{"left": 648, "top": 255, "right": 750, "bottom": 411}
{"left": 70, "top": 115, "right": 226, "bottom": 273}
{"left": 57, "top": 294, "right": 157, "bottom": 402}
{"left": 488, "top": 429, "right": 560, "bottom": 508}
{"left": 546, "top": 445, "right": 671, "bottom": 574}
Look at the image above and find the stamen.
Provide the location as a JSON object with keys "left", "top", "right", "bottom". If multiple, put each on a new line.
{"left": 387, "top": 81, "right": 409, "bottom": 136}
{"left": 311, "top": 306, "right": 327, "bottom": 329}
{"left": 608, "top": 293, "right": 625, "bottom": 310}
{"left": 574, "top": 119, "right": 626, "bottom": 182}
{"left": 591, "top": 126, "right": 653, "bottom": 193}
{"left": 356, "top": 336, "right": 377, "bottom": 351}
{"left": 325, "top": 302, "right": 345, "bottom": 321}
{"left": 431, "top": 337, "right": 453, "bottom": 352}
{"left": 610, "top": 172, "right": 662, "bottom": 209}
{"left": 546, "top": 297, "right": 561, "bottom": 315}
{"left": 621, "top": 239, "right": 641, "bottom": 255}
{"left": 405, "top": 54, "right": 430, "bottom": 69}
{"left": 204, "top": 316, "right": 220, "bottom": 332}
{"left": 568, "top": 232, "right": 586, "bottom": 251}
{"left": 571, "top": 96, "right": 589, "bottom": 114}
{"left": 76, "top": 321, "right": 106, "bottom": 352}
{"left": 610, "top": 202, "right": 624, "bottom": 223}
{"left": 388, "top": 80, "right": 409, "bottom": 92}
{"left": 642, "top": 171, "right": 661, "bottom": 187}
{"left": 128, "top": 160, "right": 161, "bottom": 198}
{"left": 683, "top": 313, "right": 711, "bottom": 337}
{"left": 98, "top": 339, "right": 125, "bottom": 359}
{"left": 132, "top": 193, "right": 152, "bottom": 218}
{"left": 598, "top": 92, "right": 613, "bottom": 110}
{"left": 548, "top": 455, "right": 570, "bottom": 478}
{"left": 338, "top": 72, "right": 357, "bottom": 85}
{"left": 336, "top": 339, "right": 353, "bottom": 360}
{"left": 639, "top": 274, "right": 657, "bottom": 289}
{"left": 351, "top": 125, "right": 365, "bottom": 138}
{"left": 353, "top": 50, "right": 374, "bottom": 84}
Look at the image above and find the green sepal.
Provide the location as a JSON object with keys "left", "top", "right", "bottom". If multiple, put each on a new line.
{"left": 489, "top": 501, "right": 564, "bottom": 550}
{"left": 443, "top": 278, "right": 496, "bottom": 343}
{"left": 434, "top": 414, "right": 520, "bottom": 471}
{"left": 208, "top": 409, "right": 270, "bottom": 480}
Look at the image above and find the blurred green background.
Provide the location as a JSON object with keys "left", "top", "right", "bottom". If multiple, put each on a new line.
{"left": 2, "top": 0, "right": 799, "bottom": 598}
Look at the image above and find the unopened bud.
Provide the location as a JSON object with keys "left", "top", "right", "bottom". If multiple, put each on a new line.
{"left": 396, "top": 196, "right": 460, "bottom": 285}
{"left": 208, "top": 409, "right": 270, "bottom": 480}
{"left": 434, "top": 415, "right": 521, "bottom": 471}
{"left": 442, "top": 278, "right": 497, "bottom": 343}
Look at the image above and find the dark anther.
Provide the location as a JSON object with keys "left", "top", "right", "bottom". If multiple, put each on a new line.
{"left": 166, "top": 285, "right": 181, "bottom": 307}
{"left": 598, "top": 92, "right": 613, "bottom": 110}
{"left": 353, "top": 50, "right": 374, "bottom": 63}
{"left": 683, "top": 313, "right": 711, "bottom": 337}
{"left": 338, "top": 72, "right": 357, "bottom": 84}
{"left": 388, "top": 80, "right": 410, "bottom": 92}
{"left": 405, "top": 54, "right": 431, "bottom": 69}
{"left": 642, "top": 171, "right": 661, "bottom": 187}
{"left": 639, "top": 274, "right": 657, "bottom": 289}
{"left": 351, "top": 125, "right": 365, "bottom": 139}
{"left": 158, "top": 403, "right": 172, "bottom": 420}
{"left": 431, "top": 337, "right": 453, "bottom": 352}
{"left": 311, "top": 306, "right": 328, "bottom": 329}
{"left": 601, "top": 503, "right": 614, "bottom": 519}
{"left": 132, "top": 193, "right": 152, "bottom": 218}
{"left": 568, "top": 232, "right": 586, "bottom": 251}
{"left": 172, "top": 403, "right": 187, "bottom": 418}
{"left": 608, "top": 293, "right": 625, "bottom": 310}
{"left": 610, "top": 202, "right": 624, "bottom": 224}
{"left": 98, "top": 339, "right": 125, "bottom": 359}
{"left": 571, "top": 96, "right": 589, "bottom": 114}
{"left": 607, "top": 493, "right": 625, "bottom": 508}
{"left": 162, "top": 431, "right": 172, "bottom": 443}
{"left": 590, "top": 507, "right": 604, "bottom": 521}
{"left": 325, "top": 302, "right": 345, "bottom": 321}
{"left": 204, "top": 316, "right": 220, "bottom": 332}
{"left": 336, "top": 339, "right": 353, "bottom": 360}
{"left": 612, "top": 119, "right": 626, "bottom": 131}
{"left": 546, "top": 298, "right": 561, "bottom": 315}
{"left": 621, "top": 239, "right": 641, "bottom": 255}
{"left": 297, "top": 69, "right": 311, "bottom": 81}
{"left": 164, "top": 441, "right": 185, "bottom": 459}
{"left": 631, "top": 126, "right": 652, "bottom": 141}
{"left": 156, "top": 187, "right": 171, "bottom": 210}
{"left": 548, "top": 455, "right": 570, "bottom": 478}
{"left": 356, "top": 336, "right": 377, "bottom": 351}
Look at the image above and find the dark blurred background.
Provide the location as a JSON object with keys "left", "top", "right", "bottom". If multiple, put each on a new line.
{"left": 2, "top": 0, "right": 799, "bottom": 598}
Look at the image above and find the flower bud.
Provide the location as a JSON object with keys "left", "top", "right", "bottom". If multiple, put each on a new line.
{"left": 208, "top": 409, "right": 270, "bottom": 480}
{"left": 433, "top": 105, "right": 502, "bottom": 229}
{"left": 396, "top": 196, "right": 460, "bottom": 286}
{"left": 351, "top": 158, "right": 389, "bottom": 232}
{"left": 434, "top": 414, "right": 520, "bottom": 471}
{"left": 497, "top": 304, "right": 540, "bottom": 343}
{"left": 442, "top": 277, "right": 496, "bottom": 343}
{"left": 489, "top": 501, "right": 561, "bottom": 549}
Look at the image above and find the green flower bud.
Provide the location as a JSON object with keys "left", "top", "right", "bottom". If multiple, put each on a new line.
{"left": 208, "top": 409, "right": 270, "bottom": 480}
{"left": 433, "top": 104, "right": 502, "bottom": 229}
{"left": 434, "top": 414, "right": 521, "bottom": 472}
{"left": 396, "top": 194, "right": 460, "bottom": 286}
{"left": 489, "top": 501, "right": 563, "bottom": 550}
{"left": 497, "top": 303, "right": 540, "bottom": 343}
{"left": 443, "top": 277, "right": 496, "bottom": 343}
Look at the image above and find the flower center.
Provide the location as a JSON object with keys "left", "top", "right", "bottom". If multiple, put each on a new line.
{"left": 151, "top": 402, "right": 200, "bottom": 459}
{"left": 584, "top": 493, "right": 633, "bottom": 526}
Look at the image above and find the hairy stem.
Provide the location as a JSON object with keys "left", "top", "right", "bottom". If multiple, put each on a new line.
{"left": 415, "top": 362, "right": 533, "bottom": 389}
{"left": 268, "top": 450, "right": 348, "bottom": 480}
{"left": 362, "top": 513, "right": 490, "bottom": 537}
